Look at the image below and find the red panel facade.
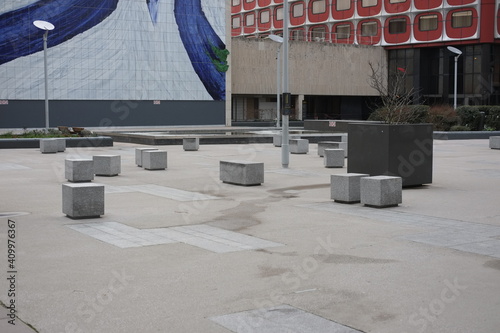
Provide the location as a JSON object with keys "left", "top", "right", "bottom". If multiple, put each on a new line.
{"left": 232, "top": 0, "right": 242, "bottom": 14}
{"left": 258, "top": 0, "right": 272, "bottom": 7}
{"left": 446, "top": 0, "right": 476, "bottom": 5}
{"left": 357, "top": 0, "right": 382, "bottom": 17}
{"left": 445, "top": 8, "right": 478, "bottom": 39}
{"left": 273, "top": 5, "right": 283, "bottom": 29}
{"left": 332, "top": 0, "right": 355, "bottom": 20}
{"left": 308, "top": 0, "right": 330, "bottom": 23}
{"left": 384, "top": 15, "right": 411, "bottom": 44}
{"left": 290, "top": 1, "right": 307, "bottom": 26}
{"left": 332, "top": 21, "right": 355, "bottom": 44}
{"left": 414, "top": 0, "right": 443, "bottom": 10}
{"left": 384, "top": 0, "right": 411, "bottom": 14}
{"left": 357, "top": 19, "right": 382, "bottom": 44}
{"left": 243, "top": 12, "right": 256, "bottom": 33}
{"left": 258, "top": 8, "right": 272, "bottom": 31}
{"left": 413, "top": 12, "right": 443, "bottom": 41}
{"left": 243, "top": 0, "right": 257, "bottom": 11}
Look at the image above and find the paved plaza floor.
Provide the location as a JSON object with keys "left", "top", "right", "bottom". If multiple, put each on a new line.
{"left": 0, "top": 137, "right": 499, "bottom": 332}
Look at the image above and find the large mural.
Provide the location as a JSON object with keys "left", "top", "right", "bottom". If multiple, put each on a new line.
{"left": 0, "top": 0, "right": 227, "bottom": 101}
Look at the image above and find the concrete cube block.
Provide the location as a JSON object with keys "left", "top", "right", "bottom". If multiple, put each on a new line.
{"left": 143, "top": 150, "right": 167, "bottom": 170}
{"left": 135, "top": 148, "right": 158, "bottom": 167}
{"left": 62, "top": 183, "right": 104, "bottom": 218}
{"left": 40, "top": 139, "right": 59, "bottom": 154}
{"left": 489, "top": 136, "right": 500, "bottom": 149}
{"left": 331, "top": 173, "right": 369, "bottom": 203}
{"left": 93, "top": 155, "right": 121, "bottom": 176}
{"left": 324, "top": 149, "right": 345, "bottom": 168}
{"left": 290, "top": 139, "right": 309, "bottom": 154}
{"left": 273, "top": 135, "right": 299, "bottom": 147}
{"left": 318, "top": 141, "right": 340, "bottom": 157}
{"left": 65, "top": 159, "right": 94, "bottom": 182}
{"left": 360, "top": 176, "right": 402, "bottom": 208}
{"left": 220, "top": 160, "right": 264, "bottom": 186}
{"left": 56, "top": 138, "right": 66, "bottom": 152}
{"left": 183, "top": 137, "right": 199, "bottom": 151}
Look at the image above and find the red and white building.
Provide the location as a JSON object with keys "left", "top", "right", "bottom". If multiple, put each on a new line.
{"left": 231, "top": 0, "right": 500, "bottom": 116}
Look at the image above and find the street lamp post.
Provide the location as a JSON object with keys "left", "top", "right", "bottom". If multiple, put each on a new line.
{"left": 281, "top": 0, "right": 290, "bottom": 168}
{"left": 269, "top": 34, "right": 283, "bottom": 128}
{"left": 447, "top": 46, "right": 462, "bottom": 110}
{"left": 33, "top": 20, "right": 55, "bottom": 129}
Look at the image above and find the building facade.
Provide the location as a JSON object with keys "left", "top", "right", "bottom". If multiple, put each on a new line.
{"left": 231, "top": 0, "right": 500, "bottom": 120}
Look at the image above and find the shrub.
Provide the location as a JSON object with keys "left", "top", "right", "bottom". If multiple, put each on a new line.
{"left": 450, "top": 125, "right": 471, "bottom": 131}
{"left": 368, "top": 105, "right": 429, "bottom": 124}
{"left": 485, "top": 106, "right": 500, "bottom": 130}
{"left": 456, "top": 106, "right": 482, "bottom": 130}
{"left": 426, "top": 105, "right": 459, "bottom": 131}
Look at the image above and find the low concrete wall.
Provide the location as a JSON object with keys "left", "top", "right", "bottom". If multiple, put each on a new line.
{"left": 304, "top": 120, "right": 380, "bottom": 132}
{"left": 0, "top": 136, "right": 113, "bottom": 149}
{"left": 433, "top": 131, "right": 500, "bottom": 140}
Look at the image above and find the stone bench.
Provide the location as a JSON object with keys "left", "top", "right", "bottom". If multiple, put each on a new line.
{"left": 220, "top": 160, "right": 264, "bottom": 186}
{"left": 324, "top": 149, "right": 344, "bottom": 168}
{"left": 273, "top": 134, "right": 300, "bottom": 147}
{"left": 183, "top": 137, "right": 199, "bottom": 151}
{"left": 93, "top": 155, "right": 121, "bottom": 176}
{"left": 65, "top": 159, "right": 94, "bottom": 182}
{"left": 318, "top": 141, "right": 347, "bottom": 157}
{"left": 489, "top": 136, "right": 500, "bottom": 149}
{"left": 360, "top": 176, "right": 402, "bottom": 208}
{"left": 40, "top": 138, "right": 59, "bottom": 154}
{"left": 135, "top": 148, "right": 158, "bottom": 167}
{"left": 143, "top": 150, "right": 167, "bottom": 170}
{"left": 62, "top": 183, "right": 104, "bottom": 219}
{"left": 330, "top": 173, "right": 369, "bottom": 203}
{"left": 289, "top": 139, "right": 309, "bottom": 154}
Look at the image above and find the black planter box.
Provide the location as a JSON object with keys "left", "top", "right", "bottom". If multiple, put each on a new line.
{"left": 348, "top": 123, "right": 433, "bottom": 187}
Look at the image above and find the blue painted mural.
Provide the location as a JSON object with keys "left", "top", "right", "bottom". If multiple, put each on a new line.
{"left": 0, "top": 0, "right": 227, "bottom": 101}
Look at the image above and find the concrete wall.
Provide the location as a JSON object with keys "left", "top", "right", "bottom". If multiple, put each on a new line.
{"left": 231, "top": 37, "right": 387, "bottom": 96}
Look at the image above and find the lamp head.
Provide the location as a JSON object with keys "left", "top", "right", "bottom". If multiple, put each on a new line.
{"left": 33, "top": 20, "right": 55, "bottom": 31}
{"left": 447, "top": 46, "right": 462, "bottom": 56}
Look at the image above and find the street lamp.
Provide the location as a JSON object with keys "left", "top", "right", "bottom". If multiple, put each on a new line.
{"left": 281, "top": 0, "right": 290, "bottom": 168}
{"left": 269, "top": 34, "right": 283, "bottom": 128}
{"left": 447, "top": 46, "right": 462, "bottom": 109}
{"left": 33, "top": 20, "right": 55, "bottom": 129}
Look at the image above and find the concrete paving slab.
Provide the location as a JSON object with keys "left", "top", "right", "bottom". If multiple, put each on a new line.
{"left": 1, "top": 138, "right": 500, "bottom": 333}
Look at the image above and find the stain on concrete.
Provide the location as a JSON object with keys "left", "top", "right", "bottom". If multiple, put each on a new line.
{"left": 484, "top": 259, "right": 500, "bottom": 270}
{"left": 316, "top": 254, "right": 397, "bottom": 264}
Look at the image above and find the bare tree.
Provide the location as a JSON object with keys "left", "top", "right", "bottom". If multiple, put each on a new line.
{"left": 368, "top": 62, "right": 423, "bottom": 124}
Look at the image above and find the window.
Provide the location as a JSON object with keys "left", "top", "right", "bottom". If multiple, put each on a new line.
{"left": 362, "top": 0, "right": 377, "bottom": 7}
{"left": 260, "top": 10, "right": 270, "bottom": 23}
{"left": 452, "top": 10, "right": 472, "bottom": 28}
{"left": 388, "top": 18, "right": 406, "bottom": 34}
{"left": 389, "top": 0, "right": 406, "bottom": 3}
{"left": 245, "top": 13, "right": 255, "bottom": 26}
{"left": 275, "top": 7, "right": 283, "bottom": 21}
{"left": 291, "top": 29, "right": 305, "bottom": 41}
{"left": 311, "top": 0, "right": 326, "bottom": 14}
{"left": 232, "top": 16, "right": 241, "bottom": 28}
{"left": 232, "top": 0, "right": 241, "bottom": 6}
{"left": 419, "top": 14, "right": 438, "bottom": 31}
{"left": 336, "top": 24, "right": 351, "bottom": 39}
{"left": 361, "top": 21, "right": 378, "bottom": 36}
{"left": 244, "top": 0, "right": 255, "bottom": 3}
{"left": 293, "top": 3, "right": 304, "bottom": 17}
{"left": 311, "top": 26, "right": 327, "bottom": 41}
{"left": 336, "top": 0, "right": 351, "bottom": 11}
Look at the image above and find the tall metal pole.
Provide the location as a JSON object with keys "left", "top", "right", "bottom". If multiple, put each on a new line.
{"left": 453, "top": 55, "right": 458, "bottom": 110}
{"left": 43, "top": 30, "right": 49, "bottom": 129}
{"left": 281, "top": 0, "right": 290, "bottom": 168}
{"left": 276, "top": 45, "right": 281, "bottom": 128}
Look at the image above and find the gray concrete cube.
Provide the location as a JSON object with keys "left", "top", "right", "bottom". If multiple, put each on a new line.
{"left": 290, "top": 139, "right": 309, "bottom": 154}
{"left": 135, "top": 148, "right": 158, "bottom": 167}
{"left": 93, "top": 155, "right": 121, "bottom": 176}
{"left": 331, "top": 173, "right": 369, "bottom": 203}
{"left": 62, "top": 183, "right": 104, "bottom": 218}
{"left": 360, "top": 176, "right": 402, "bottom": 208}
{"left": 56, "top": 138, "right": 66, "bottom": 152}
{"left": 183, "top": 137, "right": 199, "bottom": 151}
{"left": 65, "top": 159, "right": 94, "bottom": 182}
{"left": 318, "top": 141, "right": 340, "bottom": 157}
{"left": 489, "top": 136, "right": 500, "bottom": 149}
{"left": 273, "top": 135, "right": 299, "bottom": 147}
{"left": 324, "top": 149, "right": 345, "bottom": 168}
{"left": 220, "top": 160, "right": 264, "bottom": 186}
{"left": 143, "top": 150, "right": 167, "bottom": 170}
{"left": 40, "top": 139, "right": 59, "bottom": 154}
